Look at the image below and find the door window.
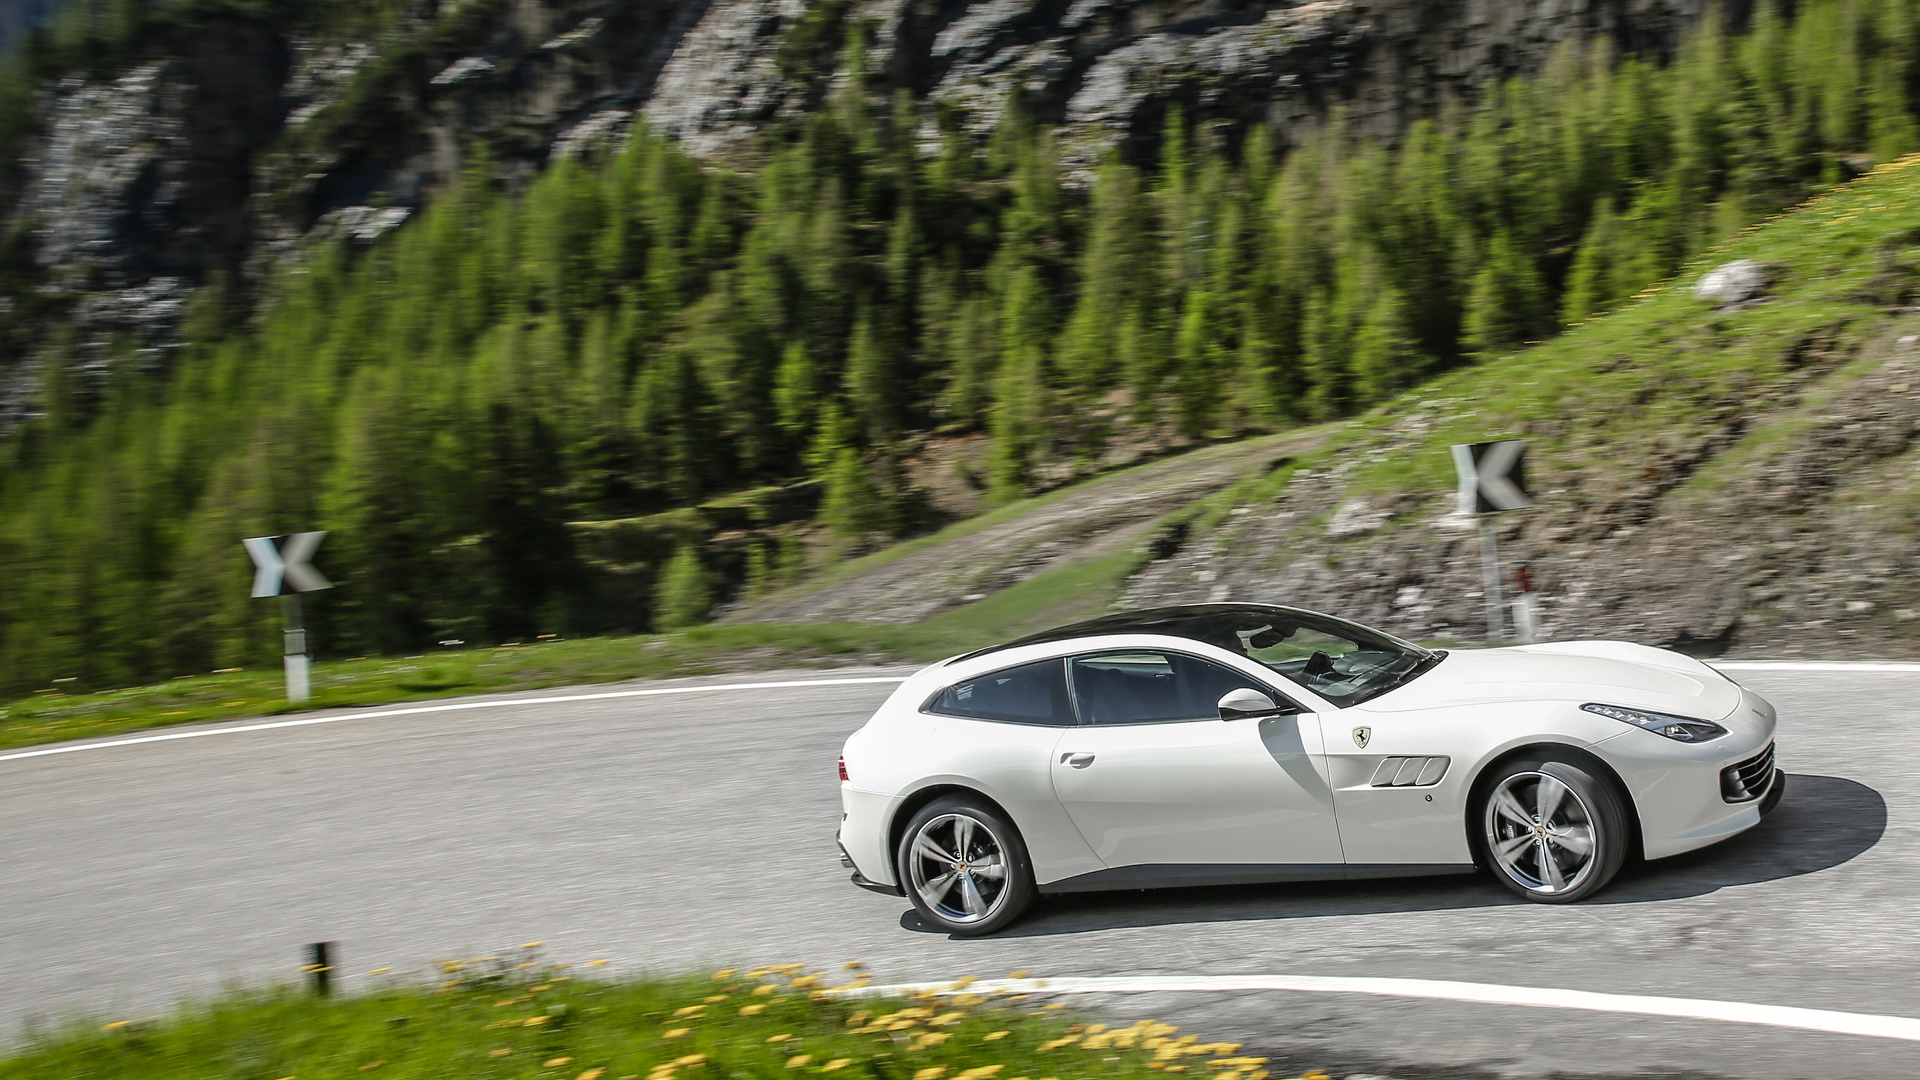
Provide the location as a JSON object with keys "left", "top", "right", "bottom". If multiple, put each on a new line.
{"left": 926, "top": 658, "right": 1074, "bottom": 725}
{"left": 1069, "top": 651, "right": 1277, "bottom": 725}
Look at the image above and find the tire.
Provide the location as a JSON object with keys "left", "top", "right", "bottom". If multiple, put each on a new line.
{"left": 897, "top": 795, "right": 1037, "bottom": 936}
{"left": 1476, "top": 752, "right": 1630, "bottom": 904}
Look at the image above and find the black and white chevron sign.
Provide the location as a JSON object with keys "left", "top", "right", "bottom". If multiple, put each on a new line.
{"left": 1450, "top": 440, "right": 1533, "bottom": 514}
{"left": 243, "top": 532, "right": 334, "bottom": 597}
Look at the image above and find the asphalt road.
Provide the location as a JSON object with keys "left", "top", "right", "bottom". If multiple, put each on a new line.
{"left": 3, "top": 664, "right": 1916, "bottom": 1079}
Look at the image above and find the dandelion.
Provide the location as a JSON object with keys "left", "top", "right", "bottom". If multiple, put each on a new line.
{"left": 767, "top": 1033, "right": 795, "bottom": 1043}
{"left": 674, "top": 1006, "right": 706, "bottom": 1017}
{"left": 740, "top": 1005, "right": 768, "bottom": 1016}
{"left": 822, "top": 1060, "right": 854, "bottom": 1072}
{"left": 949, "top": 976, "right": 978, "bottom": 991}
{"left": 914, "top": 1069, "right": 947, "bottom": 1080}
{"left": 100, "top": 1021, "right": 130, "bottom": 1031}
{"left": 713, "top": 969, "right": 738, "bottom": 979}
{"left": 957, "top": 1067, "right": 1003, "bottom": 1079}
{"left": 788, "top": 1056, "right": 814, "bottom": 1068}
{"left": 675, "top": 1056, "right": 707, "bottom": 1067}
{"left": 491, "top": 1048, "right": 514, "bottom": 1057}
{"left": 931, "top": 1011, "right": 965, "bottom": 1025}
{"left": 580, "top": 1071, "right": 606, "bottom": 1080}
{"left": 524, "top": 1016, "right": 552, "bottom": 1027}
{"left": 547, "top": 1058, "right": 575, "bottom": 1067}
{"left": 754, "top": 985, "right": 778, "bottom": 996}
{"left": 844, "top": 1011, "right": 870, "bottom": 1027}
{"left": 663, "top": 1028, "right": 691, "bottom": 1038}
{"left": 983, "top": 1031, "right": 1009, "bottom": 1041}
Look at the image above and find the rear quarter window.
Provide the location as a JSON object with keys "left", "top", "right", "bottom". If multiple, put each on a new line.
{"left": 925, "top": 658, "right": 1074, "bottom": 726}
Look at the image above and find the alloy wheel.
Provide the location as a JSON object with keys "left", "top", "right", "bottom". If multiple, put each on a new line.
{"left": 1484, "top": 771, "right": 1599, "bottom": 895}
{"left": 906, "top": 813, "right": 1010, "bottom": 925}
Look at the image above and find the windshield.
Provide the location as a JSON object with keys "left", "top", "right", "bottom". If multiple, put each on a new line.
{"left": 974, "top": 604, "right": 1441, "bottom": 707}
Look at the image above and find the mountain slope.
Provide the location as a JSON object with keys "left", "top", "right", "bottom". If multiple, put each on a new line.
{"left": 741, "top": 155, "right": 1920, "bottom": 658}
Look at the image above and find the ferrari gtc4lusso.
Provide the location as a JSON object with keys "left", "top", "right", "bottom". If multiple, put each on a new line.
{"left": 836, "top": 603, "right": 1782, "bottom": 935}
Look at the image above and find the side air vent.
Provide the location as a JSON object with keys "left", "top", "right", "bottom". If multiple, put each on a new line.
{"left": 1369, "top": 756, "right": 1451, "bottom": 787}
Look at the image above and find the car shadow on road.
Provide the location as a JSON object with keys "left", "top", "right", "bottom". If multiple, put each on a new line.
{"left": 901, "top": 773, "right": 1885, "bottom": 937}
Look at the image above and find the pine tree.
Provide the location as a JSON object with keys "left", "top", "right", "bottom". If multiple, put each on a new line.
{"left": 653, "top": 543, "right": 711, "bottom": 631}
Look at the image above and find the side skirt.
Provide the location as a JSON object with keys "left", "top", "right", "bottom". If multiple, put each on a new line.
{"left": 1038, "top": 863, "right": 1476, "bottom": 895}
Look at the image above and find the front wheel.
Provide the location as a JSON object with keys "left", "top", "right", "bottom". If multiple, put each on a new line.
{"left": 1478, "top": 754, "right": 1629, "bottom": 903}
{"left": 897, "top": 796, "right": 1036, "bottom": 936}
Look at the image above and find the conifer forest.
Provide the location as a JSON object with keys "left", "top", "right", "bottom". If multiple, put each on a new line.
{"left": 1, "top": 0, "right": 1918, "bottom": 692}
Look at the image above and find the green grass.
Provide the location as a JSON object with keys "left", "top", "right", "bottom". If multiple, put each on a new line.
{"left": 3, "top": 964, "right": 1308, "bottom": 1080}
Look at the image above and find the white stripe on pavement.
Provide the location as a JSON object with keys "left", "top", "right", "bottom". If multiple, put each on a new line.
{"left": 856, "top": 975, "right": 1920, "bottom": 1043}
{"left": 1714, "top": 660, "right": 1920, "bottom": 672}
{"left": 0, "top": 677, "right": 910, "bottom": 763}
{"left": 9, "top": 658, "right": 1919, "bottom": 766}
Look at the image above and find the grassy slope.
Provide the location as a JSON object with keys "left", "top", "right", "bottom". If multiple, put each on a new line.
{"left": 2, "top": 963, "right": 1302, "bottom": 1080}
{"left": 1176, "top": 154, "right": 1920, "bottom": 542}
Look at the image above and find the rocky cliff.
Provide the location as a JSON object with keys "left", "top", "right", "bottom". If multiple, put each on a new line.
{"left": 0, "top": 0, "right": 1722, "bottom": 421}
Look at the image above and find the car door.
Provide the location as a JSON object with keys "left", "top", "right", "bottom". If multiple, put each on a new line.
{"left": 1049, "top": 650, "right": 1345, "bottom": 869}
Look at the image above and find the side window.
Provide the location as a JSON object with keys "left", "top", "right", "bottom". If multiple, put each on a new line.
{"left": 1071, "top": 651, "right": 1283, "bottom": 725}
{"left": 926, "top": 659, "right": 1074, "bottom": 726}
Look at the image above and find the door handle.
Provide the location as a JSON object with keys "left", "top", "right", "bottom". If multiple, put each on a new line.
{"left": 1061, "top": 752, "right": 1095, "bottom": 769}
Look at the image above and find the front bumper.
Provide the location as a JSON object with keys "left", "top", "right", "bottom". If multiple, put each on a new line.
{"left": 1593, "top": 718, "right": 1780, "bottom": 860}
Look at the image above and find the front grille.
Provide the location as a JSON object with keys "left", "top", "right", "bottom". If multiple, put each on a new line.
{"left": 1721, "top": 743, "right": 1775, "bottom": 803}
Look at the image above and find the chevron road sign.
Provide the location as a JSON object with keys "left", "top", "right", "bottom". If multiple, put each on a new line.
{"left": 243, "top": 532, "right": 332, "bottom": 703}
{"left": 1449, "top": 441, "right": 1535, "bottom": 643}
{"left": 1450, "top": 440, "right": 1533, "bottom": 514}
{"left": 243, "top": 532, "right": 333, "bottom": 597}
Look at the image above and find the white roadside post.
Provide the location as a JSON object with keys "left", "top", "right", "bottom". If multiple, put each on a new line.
{"left": 243, "top": 532, "right": 334, "bottom": 703}
{"left": 1449, "top": 440, "right": 1533, "bottom": 643}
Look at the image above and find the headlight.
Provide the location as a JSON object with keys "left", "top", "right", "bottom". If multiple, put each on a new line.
{"left": 1582, "top": 702, "right": 1728, "bottom": 742}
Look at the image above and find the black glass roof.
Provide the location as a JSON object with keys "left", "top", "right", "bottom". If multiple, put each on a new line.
{"left": 952, "top": 603, "right": 1352, "bottom": 664}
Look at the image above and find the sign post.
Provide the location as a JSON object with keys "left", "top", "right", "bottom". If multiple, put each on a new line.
{"left": 243, "top": 532, "right": 333, "bottom": 703}
{"left": 1450, "top": 441, "right": 1533, "bottom": 642}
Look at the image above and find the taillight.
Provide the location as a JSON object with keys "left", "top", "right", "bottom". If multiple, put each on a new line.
{"left": 838, "top": 754, "right": 849, "bottom": 782}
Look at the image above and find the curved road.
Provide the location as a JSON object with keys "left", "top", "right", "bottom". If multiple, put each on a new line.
{"left": 3, "top": 664, "right": 1916, "bottom": 1079}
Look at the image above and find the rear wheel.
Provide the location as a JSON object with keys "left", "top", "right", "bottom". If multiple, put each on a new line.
{"left": 1478, "top": 754, "right": 1629, "bottom": 903}
{"left": 897, "top": 796, "right": 1036, "bottom": 936}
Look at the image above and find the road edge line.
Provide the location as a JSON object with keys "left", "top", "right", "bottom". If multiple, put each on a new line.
{"left": 850, "top": 975, "right": 1920, "bottom": 1042}
{"left": 0, "top": 677, "right": 910, "bottom": 764}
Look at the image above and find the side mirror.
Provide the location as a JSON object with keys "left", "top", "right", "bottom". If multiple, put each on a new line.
{"left": 1218, "top": 687, "right": 1286, "bottom": 720}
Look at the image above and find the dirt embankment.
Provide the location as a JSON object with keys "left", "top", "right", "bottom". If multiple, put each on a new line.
{"left": 1125, "top": 323, "right": 1920, "bottom": 658}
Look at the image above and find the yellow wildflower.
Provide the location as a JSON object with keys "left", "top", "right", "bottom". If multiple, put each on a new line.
{"left": 663, "top": 1028, "right": 691, "bottom": 1038}
{"left": 914, "top": 1069, "right": 946, "bottom": 1080}
{"left": 546, "top": 1058, "right": 575, "bottom": 1068}
{"left": 787, "top": 1055, "right": 814, "bottom": 1068}
{"left": 983, "top": 1031, "right": 1009, "bottom": 1041}
{"left": 676, "top": 1055, "right": 707, "bottom": 1066}
{"left": 740, "top": 1005, "right": 768, "bottom": 1016}
{"left": 491, "top": 1049, "right": 513, "bottom": 1058}
{"left": 524, "top": 1016, "right": 551, "bottom": 1027}
{"left": 754, "top": 985, "right": 778, "bottom": 996}
{"left": 845, "top": 1011, "right": 870, "bottom": 1027}
{"left": 766, "top": 1033, "right": 795, "bottom": 1043}
{"left": 674, "top": 1006, "right": 706, "bottom": 1017}
{"left": 713, "top": 969, "right": 737, "bottom": 979}
{"left": 580, "top": 1071, "right": 606, "bottom": 1080}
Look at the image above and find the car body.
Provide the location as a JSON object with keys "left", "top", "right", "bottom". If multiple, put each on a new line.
{"left": 837, "top": 603, "right": 1782, "bottom": 933}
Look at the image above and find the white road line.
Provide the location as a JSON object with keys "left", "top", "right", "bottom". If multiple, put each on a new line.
{"left": 856, "top": 975, "right": 1920, "bottom": 1043}
{"left": 8, "top": 658, "right": 1918, "bottom": 766}
{"left": 1715, "top": 660, "right": 1920, "bottom": 673}
{"left": 0, "top": 677, "right": 910, "bottom": 764}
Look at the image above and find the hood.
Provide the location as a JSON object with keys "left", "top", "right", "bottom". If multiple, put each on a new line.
{"left": 1362, "top": 640, "right": 1744, "bottom": 720}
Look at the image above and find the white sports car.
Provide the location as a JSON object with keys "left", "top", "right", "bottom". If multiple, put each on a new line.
{"left": 837, "top": 603, "right": 1783, "bottom": 935}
